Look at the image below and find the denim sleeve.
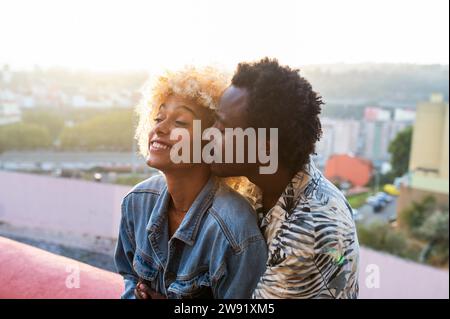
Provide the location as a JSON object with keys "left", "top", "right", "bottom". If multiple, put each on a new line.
{"left": 213, "top": 237, "right": 268, "bottom": 299}
{"left": 114, "top": 195, "right": 138, "bottom": 299}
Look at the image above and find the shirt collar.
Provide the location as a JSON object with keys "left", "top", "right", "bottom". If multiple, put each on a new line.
{"left": 256, "top": 159, "right": 318, "bottom": 226}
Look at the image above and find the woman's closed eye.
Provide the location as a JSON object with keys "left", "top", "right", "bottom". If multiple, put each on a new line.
{"left": 153, "top": 116, "right": 188, "bottom": 127}
{"left": 153, "top": 117, "right": 164, "bottom": 124}
{"left": 175, "top": 120, "right": 188, "bottom": 127}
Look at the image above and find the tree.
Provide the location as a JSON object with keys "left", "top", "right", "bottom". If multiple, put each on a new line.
{"left": 356, "top": 222, "right": 418, "bottom": 261}
{"left": 0, "top": 123, "right": 52, "bottom": 152}
{"left": 388, "top": 126, "right": 413, "bottom": 178}
{"left": 22, "top": 110, "right": 64, "bottom": 141}
{"left": 59, "top": 109, "right": 135, "bottom": 151}
{"left": 398, "top": 195, "right": 436, "bottom": 232}
{"left": 419, "top": 209, "right": 449, "bottom": 266}
{"left": 399, "top": 195, "right": 449, "bottom": 266}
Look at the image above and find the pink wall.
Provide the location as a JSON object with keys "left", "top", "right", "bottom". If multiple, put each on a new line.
{"left": 1, "top": 235, "right": 448, "bottom": 299}
{"left": 0, "top": 171, "right": 130, "bottom": 240}
{"left": 1, "top": 171, "right": 448, "bottom": 299}
{"left": 358, "top": 247, "right": 449, "bottom": 299}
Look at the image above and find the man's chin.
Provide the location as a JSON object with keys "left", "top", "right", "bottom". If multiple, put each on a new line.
{"left": 210, "top": 163, "right": 235, "bottom": 177}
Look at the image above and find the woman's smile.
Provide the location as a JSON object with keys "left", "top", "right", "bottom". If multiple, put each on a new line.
{"left": 149, "top": 140, "right": 172, "bottom": 152}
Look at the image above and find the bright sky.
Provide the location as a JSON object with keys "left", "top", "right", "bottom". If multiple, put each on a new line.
{"left": 0, "top": 0, "right": 448, "bottom": 71}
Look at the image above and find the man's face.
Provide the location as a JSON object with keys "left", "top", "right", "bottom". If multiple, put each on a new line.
{"left": 210, "top": 85, "right": 260, "bottom": 177}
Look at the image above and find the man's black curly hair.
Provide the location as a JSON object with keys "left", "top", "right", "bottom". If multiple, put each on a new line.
{"left": 232, "top": 57, "right": 323, "bottom": 173}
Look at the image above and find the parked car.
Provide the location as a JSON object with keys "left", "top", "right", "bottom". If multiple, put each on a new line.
{"left": 375, "top": 192, "right": 393, "bottom": 204}
{"left": 366, "top": 195, "right": 385, "bottom": 212}
{"left": 383, "top": 184, "right": 400, "bottom": 196}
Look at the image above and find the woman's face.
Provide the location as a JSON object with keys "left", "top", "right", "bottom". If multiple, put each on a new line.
{"left": 146, "top": 95, "right": 214, "bottom": 171}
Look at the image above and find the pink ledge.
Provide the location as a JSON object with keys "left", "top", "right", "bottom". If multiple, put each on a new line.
{"left": 0, "top": 236, "right": 124, "bottom": 299}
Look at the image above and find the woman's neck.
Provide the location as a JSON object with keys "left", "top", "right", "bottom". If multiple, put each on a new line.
{"left": 164, "top": 165, "right": 211, "bottom": 213}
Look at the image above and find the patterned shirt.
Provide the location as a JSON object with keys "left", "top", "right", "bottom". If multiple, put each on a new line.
{"left": 252, "top": 159, "right": 359, "bottom": 299}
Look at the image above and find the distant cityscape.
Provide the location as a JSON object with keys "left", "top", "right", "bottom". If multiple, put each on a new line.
{"left": 315, "top": 105, "right": 416, "bottom": 170}
{"left": 0, "top": 64, "right": 146, "bottom": 116}
{"left": 1, "top": 63, "right": 448, "bottom": 174}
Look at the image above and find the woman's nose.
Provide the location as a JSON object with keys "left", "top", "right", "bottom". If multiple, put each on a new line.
{"left": 154, "top": 120, "right": 170, "bottom": 135}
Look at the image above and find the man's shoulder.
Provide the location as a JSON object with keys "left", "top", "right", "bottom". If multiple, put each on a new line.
{"left": 311, "top": 176, "right": 352, "bottom": 214}
{"left": 289, "top": 172, "right": 357, "bottom": 251}
{"left": 300, "top": 162, "right": 352, "bottom": 215}
{"left": 281, "top": 168, "right": 355, "bottom": 236}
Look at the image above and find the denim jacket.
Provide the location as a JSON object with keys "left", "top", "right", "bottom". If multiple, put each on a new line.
{"left": 114, "top": 174, "right": 268, "bottom": 299}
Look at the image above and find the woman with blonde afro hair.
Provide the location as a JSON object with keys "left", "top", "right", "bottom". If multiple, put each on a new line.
{"left": 115, "top": 66, "right": 268, "bottom": 299}
{"left": 135, "top": 66, "right": 227, "bottom": 158}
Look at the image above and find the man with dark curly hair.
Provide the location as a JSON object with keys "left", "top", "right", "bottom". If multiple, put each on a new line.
{"left": 211, "top": 57, "right": 360, "bottom": 299}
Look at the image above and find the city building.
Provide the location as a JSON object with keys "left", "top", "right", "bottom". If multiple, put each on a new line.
{"left": 397, "top": 93, "right": 449, "bottom": 213}
{"left": 0, "top": 99, "right": 21, "bottom": 126}
{"left": 315, "top": 118, "right": 361, "bottom": 168}
{"left": 362, "top": 106, "right": 414, "bottom": 164}
{"left": 324, "top": 154, "right": 373, "bottom": 187}
{"left": 316, "top": 110, "right": 415, "bottom": 171}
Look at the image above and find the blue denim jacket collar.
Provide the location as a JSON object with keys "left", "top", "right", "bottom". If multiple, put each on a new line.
{"left": 146, "top": 175, "right": 218, "bottom": 264}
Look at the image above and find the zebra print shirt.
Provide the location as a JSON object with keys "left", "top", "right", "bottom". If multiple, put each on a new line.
{"left": 252, "top": 160, "right": 359, "bottom": 299}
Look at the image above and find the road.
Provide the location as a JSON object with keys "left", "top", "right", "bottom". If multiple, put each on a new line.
{"left": 356, "top": 198, "right": 398, "bottom": 225}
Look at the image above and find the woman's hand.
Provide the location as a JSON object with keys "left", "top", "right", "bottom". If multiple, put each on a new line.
{"left": 134, "top": 281, "right": 167, "bottom": 299}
